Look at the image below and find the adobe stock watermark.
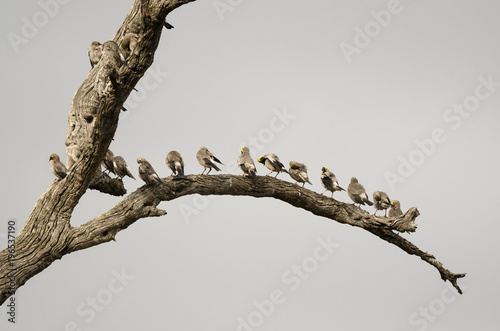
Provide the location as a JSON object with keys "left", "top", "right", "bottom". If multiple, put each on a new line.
{"left": 64, "top": 268, "right": 135, "bottom": 330}
{"left": 7, "top": 0, "right": 73, "bottom": 54}
{"left": 121, "top": 63, "right": 169, "bottom": 120}
{"left": 339, "top": 0, "right": 416, "bottom": 64}
{"left": 178, "top": 106, "right": 296, "bottom": 225}
{"left": 235, "top": 236, "right": 340, "bottom": 331}
{"left": 212, "top": 0, "right": 244, "bottom": 21}
{"left": 385, "top": 74, "right": 499, "bottom": 192}
{"left": 408, "top": 282, "right": 467, "bottom": 330}
{"left": 5, "top": 218, "right": 18, "bottom": 324}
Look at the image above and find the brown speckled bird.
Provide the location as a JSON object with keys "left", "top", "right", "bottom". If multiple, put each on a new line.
{"left": 101, "top": 40, "right": 125, "bottom": 71}
{"left": 120, "top": 33, "right": 138, "bottom": 59}
{"left": 102, "top": 150, "right": 115, "bottom": 175}
{"left": 113, "top": 156, "right": 135, "bottom": 180}
{"left": 165, "top": 151, "right": 184, "bottom": 176}
{"left": 88, "top": 41, "right": 102, "bottom": 69}
{"left": 258, "top": 153, "right": 289, "bottom": 178}
{"left": 320, "top": 167, "right": 345, "bottom": 198}
{"left": 373, "top": 191, "right": 391, "bottom": 216}
{"left": 289, "top": 161, "right": 312, "bottom": 187}
{"left": 347, "top": 177, "right": 373, "bottom": 206}
{"left": 238, "top": 147, "right": 257, "bottom": 178}
{"left": 49, "top": 154, "right": 67, "bottom": 180}
{"left": 137, "top": 157, "right": 162, "bottom": 184}
{"left": 196, "top": 147, "right": 223, "bottom": 175}
{"left": 388, "top": 200, "right": 403, "bottom": 218}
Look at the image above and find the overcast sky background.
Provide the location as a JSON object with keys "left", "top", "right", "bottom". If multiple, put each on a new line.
{"left": 1, "top": 0, "right": 499, "bottom": 330}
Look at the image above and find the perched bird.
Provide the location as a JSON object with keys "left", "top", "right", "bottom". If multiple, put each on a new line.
{"left": 95, "top": 41, "right": 124, "bottom": 97}
{"left": 66, "top": 144, "right": 82, "bottom": 169}
{"left": 347, "top": 177, "right": 373, "bottom": 206}
{"left": 289, "top": 161, "right": 312, "bottom": 187}
{"left": 102, "top": 150, "right": 116, "bottom": 174}
{"left": 113, "top": 156, "right": 135, "bottom": 180}
{"left": 88, "top": 41, "right": 102, "bottom": 69}
{"left": 373, "top": 191, "right": 391, "bottom": 216}
{"left": 165, "top": 151, "right": 184, "bottom": 176}
{"left": 258, "top": 153, "right": 289, "bottom": 177}
{"left": 49, "top": 154, "right": 68, "bottom": 180}
{"left": 101, "top": 40, "right": 125, "bottom": 70}
{"left": 388, "top": 200, "right": 403, "bottom": 218}
{"left": 196, "top": 147, "right": 223, "bottom": 175}
{"left": 238, "top": 147, "right": 257, "bottom": 178}
{"left": 120, "top": 33, "right": 138, "bottom": 59}
{"left": 164, "top": 21, "right": 174, "bottom": 29}
{"left": 137, "top": 157, "right": 162, "bottom": 184}
{"left": 320, "top": 167, "right": 345, "bottom": 198}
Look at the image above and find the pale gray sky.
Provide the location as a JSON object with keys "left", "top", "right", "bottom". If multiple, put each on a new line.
{"left": 1, "top": 0, "right": 500, "bottom": 330}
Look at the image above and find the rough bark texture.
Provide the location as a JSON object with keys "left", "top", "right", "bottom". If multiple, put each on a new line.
{"left": 0, "top": 0, "right": 465, "bottom": 306}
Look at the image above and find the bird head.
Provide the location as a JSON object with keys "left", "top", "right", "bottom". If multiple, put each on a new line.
{"left": 258, "top": 156, "right": 265, "bottom": 164}
{"left": 137, "top": 158, "right": 143, "bottom": 164}
{"left": 49, "top": 154, "right": 58, "bottom": 162}
{"left": 391, "top": 200, "right": 400, "bottom": 207}
{"left": 321, "top": 167, "right": 327, "bottom": 173}
{"left": 351, "top": 177, "right": 358, "bottom": 183}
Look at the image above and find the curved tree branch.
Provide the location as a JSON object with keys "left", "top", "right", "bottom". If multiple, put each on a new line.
{"left": 67, "top": 175, "right": 464, "bottom": 294}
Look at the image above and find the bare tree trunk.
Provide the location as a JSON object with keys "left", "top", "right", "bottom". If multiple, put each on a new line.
{"left": 0, "top": 0, "right": 464, "bottom": 306}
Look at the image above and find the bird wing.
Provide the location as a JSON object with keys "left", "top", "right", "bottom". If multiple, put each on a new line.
{"left": 212, "top": 155, "right": 223, "bottom": 165}
{"left": 203, "top": 157, "right": 221, "bottom": 171}
{"left": 321, "top": 175, "right": 334, "bottom": 189}
{"left": 125, "top": 165, "right": 135, "bottom": 179}
{"left": 54, "top": 163, "right": 67, "bottom": 179}
{"left": 175, "top": 161, "right": 184, "bottom": 176}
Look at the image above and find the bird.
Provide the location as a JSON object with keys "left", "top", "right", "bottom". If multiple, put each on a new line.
{"left": 137, "top": 157, "right": 162, "bottom": 184}
{"left": 101, "top": 40, "right": 125, "bottom": 70}
{"left": 388, "top": 200, "right": 403, "bottom": 218}
{"left": 49, "top": 154, "right": 67, "bottom": 180}
{"left": 95, "top": 41, "right": 125, "bottom": 97}
{"left": 66, "top": 144, "right": 82, "bottom": 169}
{"left": 102, "top": 150, "right": 116, "bottom": 175}
{"left": 113, "top": 156, "right": 135, "bottom": 180}
{"left": 120, "top": 33, "right": 138, "bottom": 59}
{"left": 347, "top": 177, "right": 373, "bottom": 206}
{"left": 288, "top": 161, "right": 312, "bottom": 187}
{"left": 238, "top": 147, "right": 257, "bottom": 178}
{"left": 320, "top": 167, "right": 344, "bottom": 198}
{"left": 373, "top": 191, "right": 391, "bottom": 216}
{"left": 164, "top": 21, "right": 174, "bottom": 29}
{"left": 165, "top": 151, "right": 184, "bottom": 176}
{"left": 196, "top": 147, "right": 223, "bottom": 175}
{"left": 258, "top": 153, "right": 289, "bottom": 177}
{"left": 88, "top": 41, "right": 102, "bottom": 69}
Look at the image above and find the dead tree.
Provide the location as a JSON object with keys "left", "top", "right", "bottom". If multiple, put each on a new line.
{"left": 0, "top": 0, "right": 465, "bottom": 306}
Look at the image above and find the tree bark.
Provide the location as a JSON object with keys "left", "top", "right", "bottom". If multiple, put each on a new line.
{"left": 0, "top": 0, "right": 465, "bottom": 306}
